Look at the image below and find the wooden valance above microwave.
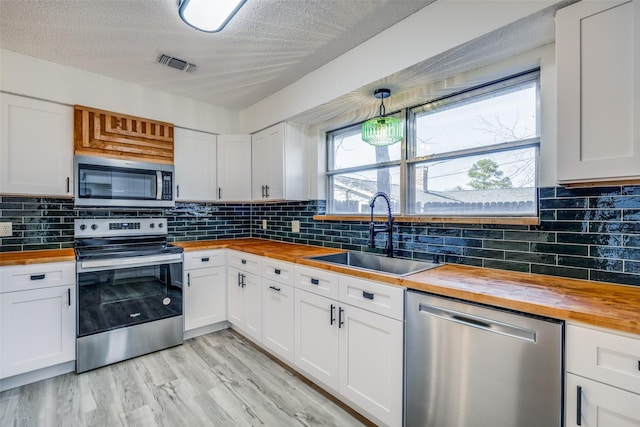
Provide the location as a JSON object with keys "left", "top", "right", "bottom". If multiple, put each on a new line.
{"left": 74, "top": 105, "right": 174, "bottom": 164}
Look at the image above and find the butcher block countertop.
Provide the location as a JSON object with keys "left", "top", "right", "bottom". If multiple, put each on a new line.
{"left": 2, "top": 239, "right": 639, "bottom": 335}
{"left": 0, "top": 248, "right": 76, "bottom": 266}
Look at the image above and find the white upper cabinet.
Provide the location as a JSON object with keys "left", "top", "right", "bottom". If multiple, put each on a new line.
{"left": 174, "top": 127, "right": 217, "bottom": 202}
{"left": 556, "top": 0, "right": 640, "bottom": 184}
{"left": 0, "top": 94, "right": 74, "bottom": 196}
{"left": 251, "top": 122, "right": 306, "bottom": 201}
{"left": 217, "top": 134, "right": 251, "bottom": 201}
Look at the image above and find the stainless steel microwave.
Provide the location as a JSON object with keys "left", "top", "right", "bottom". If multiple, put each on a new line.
{"left": 74, "top": 155, "right": 174, "bottom": 208}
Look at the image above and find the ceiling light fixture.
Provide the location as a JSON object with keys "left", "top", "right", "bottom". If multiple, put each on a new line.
{"left": 362, "top": 88, "right": 402, "bottom": 146}
{"left": 178, "top": 0, "right": 247, "bottom": 33}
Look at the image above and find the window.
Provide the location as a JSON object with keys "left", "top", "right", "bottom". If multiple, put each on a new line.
{"left": 327, "top": 113, "right": 403, "bottom": 214}
{"left": 326, "top": 71, "right": 540, "bottom": 218}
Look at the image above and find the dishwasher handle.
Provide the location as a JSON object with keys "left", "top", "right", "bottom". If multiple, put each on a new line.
{"left": 418, "top": 303, "right": 537, "bottom": 343}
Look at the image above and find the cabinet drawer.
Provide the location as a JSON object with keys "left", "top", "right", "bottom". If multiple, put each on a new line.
{"left": 262, "top": 258, "right": 295, "bottom": 286}
{"left": 566, "top": 323, "right": 640, "bottom": 395}
{"left": 294, "top": 265, "right": 339, "bottom": 300}
{"left": 566, "top": 373, "right": 640, "bottom": 427}
{"left": 227, "top": 250, "right": 262, "bottom": 274}
{"left": 183, "top": 249, "right": 226, "bottom": 270}
{"left": 0, "top": 262, "right": 75, "bottom": 293}
{"left": 338, "top": 275, "right": 404, "bottom": 320}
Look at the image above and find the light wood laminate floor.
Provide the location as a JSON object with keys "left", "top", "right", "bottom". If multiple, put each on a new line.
{"left": 0, "top": 330, "right": 366, "bottom": 427}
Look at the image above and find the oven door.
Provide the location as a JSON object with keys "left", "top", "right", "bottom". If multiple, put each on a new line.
{"left": 77, "top": 253, "right": 183, "bottom": 337}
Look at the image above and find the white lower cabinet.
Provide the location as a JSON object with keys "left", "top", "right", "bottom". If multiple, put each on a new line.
{"left": 0, "top": 262, "right": 76, "bottom": 379}
{"left": 565, "top": 323, "right": 640, "bottom": 426}
{"left": 262, "top": 279, "right": 295, "bottom": 364}
{"left": 183, "top": 250, "right": 227, "bottom": 332}
{"left": 339, "top": 303, "right": 403, "bottom": 426}
{"left": 566, "top": 374, "right": 640, "bottom": 427}
{"left": 227, "top": 266, "right": 262, "bottom": 343}
{"left": 184, "top": 267, "right": 226, "bottom": 331}
{"left": 294, "top": 276, "right": 403, "bottom": 427}
{"left": 294, "top": 289, "right": 340, "bottom": 389}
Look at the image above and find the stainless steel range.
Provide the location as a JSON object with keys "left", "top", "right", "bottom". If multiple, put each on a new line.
{"left": 74, "top": 218, "right": 183, "bottom": 373}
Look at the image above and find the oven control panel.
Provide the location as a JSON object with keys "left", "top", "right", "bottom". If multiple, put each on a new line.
{"left": 75, "top": 218, "right": 168, "bottom": 238}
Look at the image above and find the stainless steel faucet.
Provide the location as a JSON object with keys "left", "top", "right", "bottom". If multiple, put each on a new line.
{"left": 368, "top": 192, "right": 394, "bottom": 257}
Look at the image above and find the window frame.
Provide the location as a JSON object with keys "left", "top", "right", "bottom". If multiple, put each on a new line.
{"left": 325, "top": 69, "right": 541, "bottom": 221}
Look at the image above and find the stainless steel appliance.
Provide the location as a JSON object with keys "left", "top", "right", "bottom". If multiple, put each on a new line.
{"left": 75, "top": 218, "right": 183, "bottom": 373}
{"left": 74, "top": 155, "right": 174, "bottom": 208}
{"left": 405, "top": 290, "right": 563, "bottom": 427}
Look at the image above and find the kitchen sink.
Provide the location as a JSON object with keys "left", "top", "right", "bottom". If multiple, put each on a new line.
{"left": 306, "top": 251, "right": 442, "bottom": 276}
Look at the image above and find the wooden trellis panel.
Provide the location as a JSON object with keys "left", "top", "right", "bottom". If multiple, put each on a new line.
{"left": 74, "top": 105, "right": 174, "bottom": 164}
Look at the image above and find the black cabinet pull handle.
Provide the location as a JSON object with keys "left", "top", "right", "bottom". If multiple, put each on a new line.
{"left": 274, "top": 269, "right": 281, "bottom": 275}
{"left": 338, "top": 307, "right": 344, "bottom": 328}
{"left": 237, "top": 272, "right": 242, "bottom": 287}
{"left": 310, "top": 278, "right": 319, "bottom": 285}
{"left": 201, "top": 257, "right": 210, "bottom": 262}
{"left": 363, "top": 291, "right": 374, "bottom": 300}
{"left": 241, "top": 259, "right": 247, "bottom": 264}
{"left": 261, "top": 185, "right": 265, "bottom": 198}
{"left": 269, "top": 285, "right": 281, "bottom": 292}
{"left": 576, "top": 385, "right": 582, "bottom": 426}
{"left": 218, "top": 187, "right": 222, "bottom": 199}
{"left": 66, "top": 177, "right": 70, "bottom": 193}
{"left": 67, "top": 288, "right": 71, "bottom": 306}
{"left": 638, "top": 360, "right": 640, "bottom": 371}
{"left": 177, "top": 185, "right": 180, "bottom": 198}
{"left": 241, "top": 274, "right": 246, "bottom": 288}
{"left": 330, "top": 304, "right": 336, "bottom": 325}
{"left": 266, "top": 185, "right": 270, "bottom": 198}
{"left": 187, "top": 272, "right": 191, "bottom": 287}
{"left": 30, "top": 274, "right": 45, "bottom": 281}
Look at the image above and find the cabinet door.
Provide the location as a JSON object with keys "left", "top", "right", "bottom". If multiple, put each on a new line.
{"left": 226, "top": 266, "right": 262, "bottom": 342}
{"left": 242, "top": 271, "right": 262, "bottom": 343}
{"left": 0, "top": 94, "right": 73, "bottom": 196}
{"left": 339, "top": 304, "right": 403, "bottom": 427}
{"left": 174, "top": 127, "right": 217, "bottom": 201}
{"left": 217, "top": 134, "right": 251, "bottom": 201}
{"left": 264, "top": 124, "right": 284, "bottom": 200}
{"left": 557, "top": 0, "right": 640, "bottom": 183}
{"left": 262, "top": 280, "right": 294, "bottom": 363}
{"left": 294, "top": 288, "right": 339, "bottom": 390}
{"left": 251, "top": 124, "right": 284, "bottom": 200}
{"left": 566, "top": 373, "right": 640, "bottom": 427}
{"left": 251, "top": 128, "right": 271, "bottom": 200}
{"left": 227, "top": 267, "right": 244, "bottom": 327}
{"left": 0, "top": 285, "right": 75, "bottom": 378}
{"left": 184, "top": 266, "right": 226, "bottom": 331}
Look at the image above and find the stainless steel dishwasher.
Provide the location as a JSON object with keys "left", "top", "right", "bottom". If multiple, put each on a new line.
{"left": 405, "top": 290, "right": 563, "bottom": 427}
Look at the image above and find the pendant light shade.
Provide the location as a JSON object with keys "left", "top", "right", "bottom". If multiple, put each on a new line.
{"left": 362, "top": 88, "right": 402, "bottom": 146}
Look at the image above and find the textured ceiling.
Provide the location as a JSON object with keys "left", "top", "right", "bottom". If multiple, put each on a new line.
{"left": 0, "top": 0, "right": 434, "bottom": 111}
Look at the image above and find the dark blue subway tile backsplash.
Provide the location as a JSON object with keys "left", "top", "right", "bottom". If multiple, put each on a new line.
{"left": 2, "top": 186, "right": 640, "bottom": 287}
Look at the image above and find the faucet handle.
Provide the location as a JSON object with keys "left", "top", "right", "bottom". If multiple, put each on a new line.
{"left": 368, "top": 222, "right": 376, "bottom": 248}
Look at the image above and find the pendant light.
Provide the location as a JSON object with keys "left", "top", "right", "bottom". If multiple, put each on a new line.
{"left": 362, "top": 88, "right": 402, "bottom": 146}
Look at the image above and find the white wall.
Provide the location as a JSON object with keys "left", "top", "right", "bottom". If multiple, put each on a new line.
{"left": 239, "top": 0, "right": 560, "bottom": 134}
{"left": 305, "top": 43, "right": 559, "bottom": 200}
{"left": 0, "top": 49, "right": 239, "bottom": 134}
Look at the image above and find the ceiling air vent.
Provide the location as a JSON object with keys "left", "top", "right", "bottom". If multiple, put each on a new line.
{"left": 157, "top": 53, "right": 197, "bottom": 73}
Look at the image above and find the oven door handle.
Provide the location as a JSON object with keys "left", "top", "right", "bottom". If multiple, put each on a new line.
{"left": 156, "top": 171, "right": 163, "bottom": 200}
{"left": 78, "top": 253, "right": 182, "bottom": 272}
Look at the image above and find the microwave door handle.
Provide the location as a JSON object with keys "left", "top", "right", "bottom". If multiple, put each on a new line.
{"left": 156, "top": 171, "right": 162, "bottom": 200}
